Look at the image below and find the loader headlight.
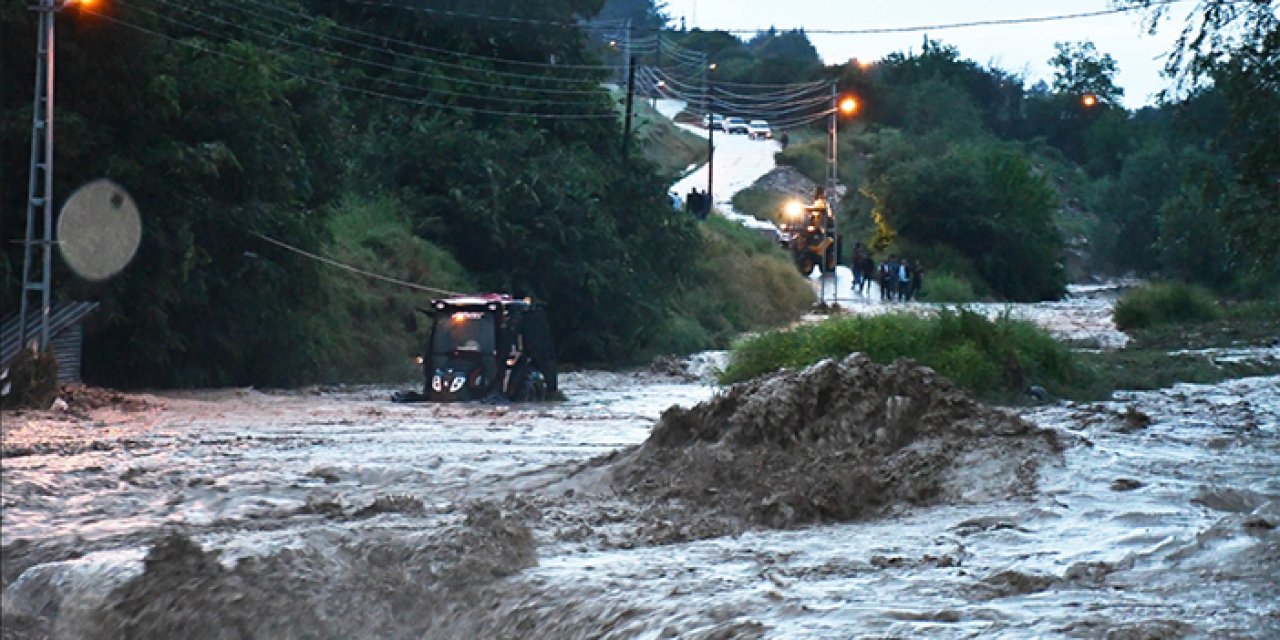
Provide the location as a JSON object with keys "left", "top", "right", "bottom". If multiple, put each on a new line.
{"left": 784, "top": 200, "right": 804, "bottom": 220}
{"left": 449, "top": 376, "right": 466, "bottom": 392}
{"left": 431, "top": 374, "right": 443, "bottom": 392}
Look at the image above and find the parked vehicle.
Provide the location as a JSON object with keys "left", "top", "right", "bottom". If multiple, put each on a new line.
{"left": 701, "top": 113, "right": 725, "bottom": 130}
{"left": 393, "top": 294, "right": 556, "bottom": 403}
{"left": 724, "top": 117, "right": 749, "bottom": 134}
{"left": 747, "top": 120, "right": 772, "bottom": 140}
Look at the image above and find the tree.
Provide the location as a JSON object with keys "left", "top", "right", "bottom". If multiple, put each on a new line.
{"left": 865, "top": 139, "right": 1066, "bottom": 301}
{"left": 1118, "top": 0, "right": 1280, "bottom": 277}
{"left": 1049, "top": 41, "right": 1124, "bottom": 104}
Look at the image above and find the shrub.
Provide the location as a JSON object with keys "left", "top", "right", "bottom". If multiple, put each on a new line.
{"left": 720, "top": 308, "right": 1081, "bottom": 401}
{"left": 1113, "top": 282, "right": 1220, "bottom": 331}
{"left": 918, "top": 271, "right": 979, "bottom": 303}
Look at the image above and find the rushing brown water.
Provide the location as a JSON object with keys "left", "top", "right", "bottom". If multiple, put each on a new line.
{"left": 4, "top": 301, "right": 1278, "bottom": 638}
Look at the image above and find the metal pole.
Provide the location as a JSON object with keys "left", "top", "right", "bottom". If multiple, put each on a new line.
{"left": 622, "top": 55, "right": 636, "bottom": 158}
{"left": 827, "top": 82, "right": 837, "bottom": 197}
{"left": 706, "top": 83, "right": 714, "bottom": 216}
{"left": 19, "top": 0, "right": 58, "bottom": 352}
{"left": 652, "top": 33, "right": 661, "bottom": 108}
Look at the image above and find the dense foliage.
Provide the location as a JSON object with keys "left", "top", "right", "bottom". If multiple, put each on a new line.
{"left": 3, "top": 0, "right": 1276, "bottom": 388}
{"left": 1113, "top": 282, "right": 1220, "bottom": 330}
{"left": 721, "top": 309, "right": 1081, "bottom": 401}
{"left": 0, "top": 0, "right": 726, "bottom": 386}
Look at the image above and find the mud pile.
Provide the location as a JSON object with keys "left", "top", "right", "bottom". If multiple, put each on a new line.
{"left": 608, "top": 353, "right": 1060, "bottom": 533}
{"left": 4, "top": 501, "right": 535, "bottom": 640}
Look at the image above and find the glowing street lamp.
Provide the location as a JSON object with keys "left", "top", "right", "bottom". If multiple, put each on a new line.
{"left": 826, "top": 89, "right": 860, "bottom": 200}
{"left": 1081, "top": 93, "right": 1098, "bottom": 108}
{"left": 838, "top": 95, "right": 859, "bottom": 116}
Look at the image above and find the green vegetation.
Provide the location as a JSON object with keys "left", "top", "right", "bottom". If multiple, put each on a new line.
{"left": 721, "top": 301, "right": 1279, "bottom": 403}
{"left": 1113, "top": 282, "right": 1220, "bottom": 331}
{"left": 730, "top": 187, "right": 790, "bottom": 224}
{"left": 918, "top": 272, "right": 979, "bottom": 303}
{"left": 2, "top": 0, "right": 1274, "bottom": 388}
{"left": 649, "top": 216, "right": 812, "bottom": 357}
{"left": 1, "top": 0, "right": 780, "bottom": 388}
{"left": 629, "top": 97, "right": 708, "bottom": 176}
{"left": 313, "top": 194, "right": 475, "bottom": 383}
{"left": 720, "top": 309, "right": 1080, "bottom": 401}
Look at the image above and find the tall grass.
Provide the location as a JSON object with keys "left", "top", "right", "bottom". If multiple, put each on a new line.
{"left": 643, "top": 215, "right": 813, "bottom": 357}
{"left": 311, "top": 193, "right": 475, "bottom": 382}
{"left": 720, "top": 308, "right": 1081, "bottom": 400}
{"left": 1113, "top": 282, "right": 1220, "bottom": 331}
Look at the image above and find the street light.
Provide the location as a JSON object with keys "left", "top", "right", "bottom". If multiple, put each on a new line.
{"left": 839, "top": 96, "right": 859, "bottom": 116}
{"left": 1081, "top": 93, "right": 1098, "bottom": 108}
{"left": 826, "top": 88, "right": 862, "bottom": 198}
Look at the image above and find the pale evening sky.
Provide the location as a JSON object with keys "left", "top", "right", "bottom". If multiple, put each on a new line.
{"left": 661, "top": 0, "right": 1191, "bottom": 108}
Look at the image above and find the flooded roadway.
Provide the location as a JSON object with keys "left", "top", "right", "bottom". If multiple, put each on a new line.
{"left": 3, "top": 313, "right": 1278, "bottom": 637}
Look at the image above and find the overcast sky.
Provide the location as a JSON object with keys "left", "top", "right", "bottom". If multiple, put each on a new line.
{"left": 662, "top": 0, "right": 1190, "bottom": 108}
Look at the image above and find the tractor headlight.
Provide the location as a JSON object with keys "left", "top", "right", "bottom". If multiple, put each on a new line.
{"left": 431, "top": 374, "right": 443, "bottom": 392}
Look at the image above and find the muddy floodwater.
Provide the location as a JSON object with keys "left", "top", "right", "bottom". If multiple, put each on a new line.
{"left": 3, "top": 303, "right": 1278, "bottom": 638}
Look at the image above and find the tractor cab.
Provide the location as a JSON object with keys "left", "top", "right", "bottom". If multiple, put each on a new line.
{"left": 779, "top": 190, "right": 838, "bottom": 276}
{"left": 393, "top": 294, "right": 556, "bottom": 403}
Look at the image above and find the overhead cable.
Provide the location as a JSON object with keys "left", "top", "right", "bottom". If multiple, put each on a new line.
{"left": 87, "top": 9, "right": 618, "bottom": 120}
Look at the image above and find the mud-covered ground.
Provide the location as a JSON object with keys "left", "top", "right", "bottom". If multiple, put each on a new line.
{"left": 4, "top": 339, "right": 1278, "bottom": 638}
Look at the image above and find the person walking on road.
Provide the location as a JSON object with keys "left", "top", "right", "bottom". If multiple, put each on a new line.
{"left": 850, "top": 243, "right": 865, "bottom": 292}
{"left": 898, "top": 258, "right": 912, "bottom": 301}
{"left": 860, "top": 254, "right": 875, "bottom": 295}
{"left": 880, "top": 256, "right": 895, "bottom": 301}
{"left": 910, "top": 259, "right": 924, "bottom": 301}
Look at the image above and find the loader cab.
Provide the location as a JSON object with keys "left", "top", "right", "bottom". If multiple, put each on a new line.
{"left": 406, "top": 294, "right": 556, "bottom": 402}
{"left": 779, "top": 193, "right": 838, "bottom": 276}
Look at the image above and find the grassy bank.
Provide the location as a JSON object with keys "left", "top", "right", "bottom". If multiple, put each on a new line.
{"left": 721, "top": 308, "right": 1081, "bottom": 402}
{"left": 720, "top": 302, "right": 1280, "bottom": 404}
{"left": 312, "top": 194, "right": 475, "bottom": 383}
{"left": 643, "top": 215, "right": 813, "bottom": 358}
{"left": 629, "top": 99, "right": 708, "bottom": 178}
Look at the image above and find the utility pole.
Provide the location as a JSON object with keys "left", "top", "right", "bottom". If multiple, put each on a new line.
{"left": 622, "top": 55, "right": 636, "bottom": 159}
{"left": 622, "top": 19, "right": 632, "bottom": 87}
{"left": 651, "top": 33, "right": 662, "bottom": 109}
{"left": 826, "top": 82, "right": 838, "bottom": 198}
{"left": 706, "top": 83, "right": 715, "bottom": 216}
{"left": 19, "top": 0, "right": 63, "bottom": 352}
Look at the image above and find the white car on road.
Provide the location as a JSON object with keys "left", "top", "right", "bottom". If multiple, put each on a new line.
{"left": 747, "top": 120, "right": 772, "bottom": 140}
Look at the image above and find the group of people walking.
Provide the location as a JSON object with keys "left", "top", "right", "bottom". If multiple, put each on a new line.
{"left": 849, "top": 243, "right": 923, "bottom": 302}
{"left": 684, "top": 188, "right": 710, "bottom": 220}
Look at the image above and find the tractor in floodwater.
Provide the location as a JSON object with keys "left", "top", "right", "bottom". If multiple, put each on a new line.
{"left": 393, "top": 294, "right": 557, "bottom": 403}
{"left": 778, "top": 189, "right": 839, "bottom": 276}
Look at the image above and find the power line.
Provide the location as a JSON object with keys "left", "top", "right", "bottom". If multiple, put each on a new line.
{"left": 86, "top": 9, "right": 619, "bottom": 120}
{"left": 709, "top": 0, "right": 1193, "bottom": 34}
{"left": 123, "top": 0, "right": 613, "bottom": 106}
{"left": 339, "top": 0, "right": 1191, "bottom": 35}
{"left": 249, "top": 231, "right": 463, "bottom": 297}
{"left": 215, "top": 0, "right": 620, "bottom": 74}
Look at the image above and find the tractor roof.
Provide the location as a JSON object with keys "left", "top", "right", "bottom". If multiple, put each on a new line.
{"left": 432, "top": 294, "right": 533, "bottom": 313}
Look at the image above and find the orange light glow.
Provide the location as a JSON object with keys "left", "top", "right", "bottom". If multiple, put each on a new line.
{"left": 838, "top": 96, "right": 859, "bottom": 115}
{"left": 1082, "top": 93, "right": 1098, "bottom": 107}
